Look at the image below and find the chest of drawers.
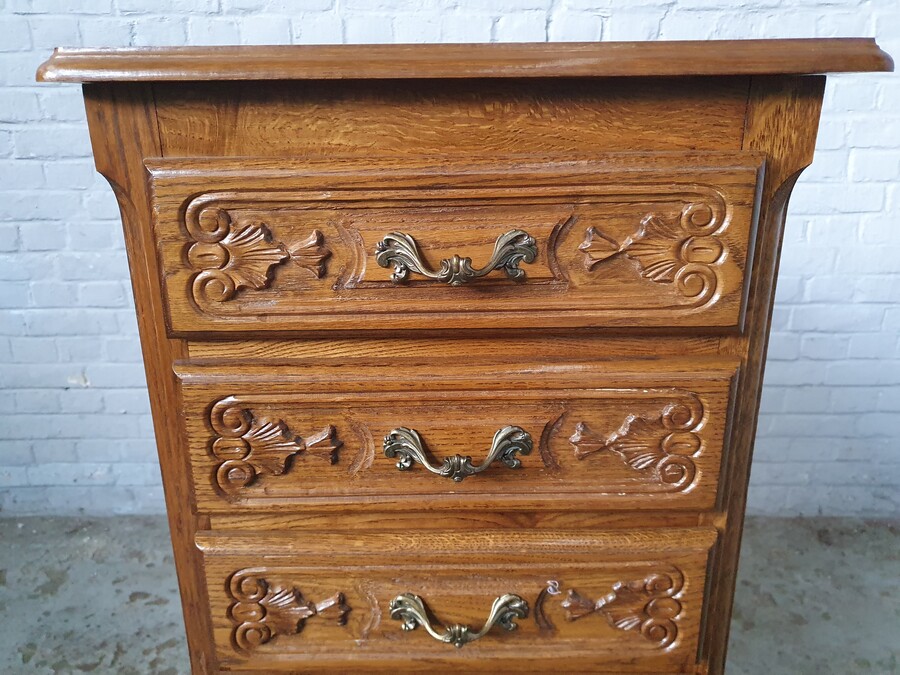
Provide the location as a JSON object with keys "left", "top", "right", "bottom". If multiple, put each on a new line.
{"left": 39, "top": 39, "right": 892, "bottom": 673}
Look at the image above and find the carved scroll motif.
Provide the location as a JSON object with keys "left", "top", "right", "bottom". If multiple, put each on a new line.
{"left": 562, "top": 572, "right": 684, "bottom": 648}
{"left": 568, "top": 394, "right": 703, "bottom": 491}
{"left": 228, "top": 569, "right": 350, "bottom": 652}
{"left": 579, "top": 201, "right": 727, "bottom": 305}
{"left": 209, "top": 397, "right": 342, "bottom": 495}
{"left": 185, "top": 205, "right": 331, "bottom": 308}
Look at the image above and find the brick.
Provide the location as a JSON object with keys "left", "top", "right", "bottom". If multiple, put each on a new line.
{"left": 188, "top": 17, "right": 242, "bottom": 45}
{"left": 792, "top": 304, "right": 885, "bottom": 332}
{"left": 494, "top": 12, "right": 548, "bottom": 42}
{"left": 7, "top": 0, "right": 112, "bottom": 12}
{"left": 60, "top": 389, "right": 104, "bottom": 414}
{"left": 0, "top": 282, "right": 29, "bottom": 309}
{"left": 119, "top": 0, "right": 217, "bottom": 13}
{"left": 105, "top": 336, "right": 142, "bottom": 362}
{"left": 800, "top": 334, "right": 850, "bottom": 360}
{"left": 0, "top": 159, "right": 44, "bottom": 189}
{"left": 25, "top": 309, "right": 118, "bottom": 336}
{"left": 58, "top": 252, "right": 129, "bottom": 281}
{"left": 19, "top": 222, "right": 66, "bottom": 251}
{"left": 83, "top": 363, "right": 148, "bottom": 388}
{"left": 0, "top": 466, "right": 29, "bottom": 488}
{"left": 827, "top": 361, "right": 900, "bottom": 386}
{"left": 14, "top": 389, "right": 61, "bottom": 413}
{"left": 31, "top": 439, "right": 77, "bottom": 463}
{"left": 782, "top": 386, "right": 832, "bottom": 413}
{"left": 131, "top": 16, "right": 188, "bottom": 46}
{"left": 0, "top": 89, "right": 41, "bottom": 123}
{"left": 238, "top": 15, "right": 291, "bottom": 44}
{"left": 104, "top": 389, "right": 151, "bottom": 414}
{"left": 0, "top": 17, "right": 32, "bottom": 51}
{"left": 0, "top": 224, "right": 19, "bottom": 252}
{"left": 343, "top": 14, "right": 392, "bottom": 43}
{"left": 37, "top": 89, "right": 87, "bottom": 122}
{"left": 30, "top": 282, "right": 78, "bottom": 308}
{"left": 547, "top": 12, "right": 603, "bottom": 41}
{"left": 804, "top": 276, "right": 856, "bottom": 303}
{"left": 110, "top": 462, "right": 161, "bottom": 486}
{"left": 290, "top": 12, "right": 343, "bottom": 44}
{"left": 393, "top": 13, "right": 442, "bottom": 42}
{"left": 848, "top": 333, "right": 897, "bottom": 359}
{"left": 78, "top": 281, "right": 127, "bottom": 307}
{"left": 766, "top": 332, "right": 800, "bottom": 360}
{"left": 78, "top": 17, "right": 134, "bottom": 47}
{"left": 27, "top": 15, "right": 81, "bottom": 48}
{"left": 439, "top": 14, "right": 492, "bottom": 42}
{"left": 0, "top": 440, "right": 34, "bottom": 466}
{"left": 14, "top": 126, "right": 92, "bottom": 159}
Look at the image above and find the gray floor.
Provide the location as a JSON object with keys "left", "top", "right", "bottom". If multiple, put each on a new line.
{"left": 0, "top": 517, "right": 897, "bottom": 674}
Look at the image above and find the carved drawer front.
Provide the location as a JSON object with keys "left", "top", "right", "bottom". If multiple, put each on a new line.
{"left": 148, "top": 153, "right": 763, "bottom": 334}
{"left": 177, "top": 358, "right": 738, "bottom": 512}
{"left": 197, "top": 527, "right": 716, "bottom": 673}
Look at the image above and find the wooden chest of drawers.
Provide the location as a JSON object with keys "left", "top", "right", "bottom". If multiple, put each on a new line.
{"left": 39, "top": 39, "right": 892, "bottom": 673}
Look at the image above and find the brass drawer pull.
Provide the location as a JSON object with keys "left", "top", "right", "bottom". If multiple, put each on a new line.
{"left": 390, "top": 593, "right": 529, "bottom": 648}
{"left": 383, "top": 426, "right": 532, "bottom": 482}
{"left": 375, "top": 229, "right": 538, "bottom": 285}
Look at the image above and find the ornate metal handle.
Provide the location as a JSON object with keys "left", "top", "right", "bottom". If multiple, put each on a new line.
{"left": 390, "top": 593, "right": 529, "bottom": 648}
{"left": 375, "top": 229, "right": 538, "bottom": 285}
{"left": 383, "top": 426, "right": 532, "bottom": 482}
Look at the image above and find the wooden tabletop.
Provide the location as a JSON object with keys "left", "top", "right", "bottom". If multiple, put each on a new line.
{"left": 36, "top": 39, "right": 892, "bottom": 82}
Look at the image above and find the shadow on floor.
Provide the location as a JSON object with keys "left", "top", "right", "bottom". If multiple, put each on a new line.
{"left": 0, "top": 516, "right": 897, "bottom": 673}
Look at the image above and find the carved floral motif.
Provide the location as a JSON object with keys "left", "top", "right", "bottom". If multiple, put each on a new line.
{"left": 228, "top": 569, "right": 351, "bottom": 652}
{"left": 562, "top": 572, "right": 683, "bottom": 648}
{"left": 209, "top": 397, "right": 342, "bottom": 495}
{"left": 186, "top": 206, "right": 331, "bottom": 307}
{"left": 579, "top": 202, "right": 726, "bottom": 305}
{"left": 568, "top": 395, "right": 703, "bottom": 491}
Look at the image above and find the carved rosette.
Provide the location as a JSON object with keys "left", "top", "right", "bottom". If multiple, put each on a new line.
{"left": 579, "top": 201, "right": 726, "bottom": 305}
{"left": 568, "top": 395, "right": 703, "bottom": 491}
{"left": 228, "top": 569, "right": 351, "bottom": 652}
{"left": 562, "top": 572, "right": 684, "bottom": 648}
{"left": 185, "top": 204, "right": 331, "bottom": 309}
{"left": 209, "top": 397, "right": 342, "bottom": 496}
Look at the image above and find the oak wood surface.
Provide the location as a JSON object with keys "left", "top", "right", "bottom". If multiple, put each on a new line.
{"left": 198, "top": 528, "right": 715, "bottom": 672}
{"left": 48, "top": 40, "right": 883, "bottom": 674}
{"left": 698, "top": 75, "right": 827, "bottom": 674}
{"left": 37, "top": 38, "right": 892, "bottom": 82}
{"left": 152, "top": 79, "right": 752, "bottom": 157}
{"left": 177, "top": 359, "right": 738, "bottom": 512}
{"left": 81, "top": 83, "right": 216, "bottom": 672}
{"left": 149, "top": 154, "right": 762, "bottom": 334}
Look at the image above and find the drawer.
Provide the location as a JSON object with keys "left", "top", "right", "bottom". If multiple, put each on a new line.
{"left": 177, "top": 358, "right": 738, "bottom": 512}
{"left": 149, "top": 153, "right": 763, "bottom": 335}
{"left": 197, "top": 527, "right": 717, "bottom": 673}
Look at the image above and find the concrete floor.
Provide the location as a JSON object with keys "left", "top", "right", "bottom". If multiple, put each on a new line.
{"left": 0, "top": 517, "right": 897, "bottom": 674}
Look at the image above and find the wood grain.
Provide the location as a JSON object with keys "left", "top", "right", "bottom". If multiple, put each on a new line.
{"left": 37, "top": 39, "right": 892, "bottom": 82}
{"left": 197, "top": 528, "right": 716, "bottom": 673}
{"left": 149, "top": 154, "right": 762, "bottom": 334}
{"left": 699, "top": 75, "right": 827, "bottom": 674}
{"left": 177, "top": 359, "right": 739, "bottom": 512}
{"left": 53, "top": 40, "right": 881, "bottom": 674}
{"left": 81, "top": 83, "right": 216, "bottom": 672}
{"left": 152, "top": 79, "right": 752, "bottom": 157}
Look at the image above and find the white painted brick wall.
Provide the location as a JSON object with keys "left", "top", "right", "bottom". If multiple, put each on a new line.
{"left": 0, "top": 0, "right": 897, "bottom": 517}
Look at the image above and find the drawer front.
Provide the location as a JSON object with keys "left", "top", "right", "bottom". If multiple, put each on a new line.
{"left": 149, "top": 154, "right": 762, "bottom": 334}
{"left": 177, "top": 359, "right": 738, "bottom": 512}
{"left": 197, "top": 528, "right": 716, "bottom": 673}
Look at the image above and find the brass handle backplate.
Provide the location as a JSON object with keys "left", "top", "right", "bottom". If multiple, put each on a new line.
{"left": 375, "top": 229, "right": 538, "bottom": 285}
{"left": 383, "top": 426, "right": 533, "bottom": 482}
{"left": 390, "top": 593, "right": 529, "bottom": 648}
